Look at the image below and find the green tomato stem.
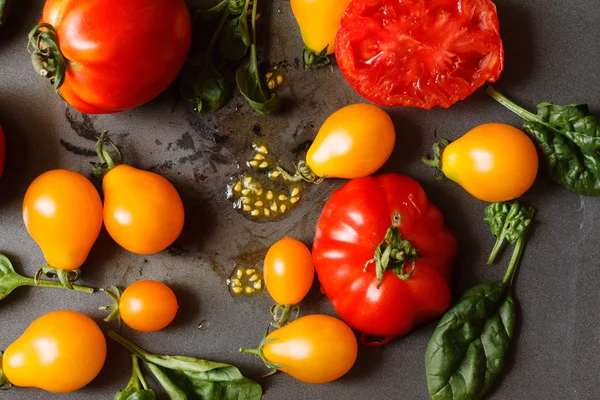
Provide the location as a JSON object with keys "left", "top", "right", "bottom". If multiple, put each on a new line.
{"left": 486, "top": 86, "right": 549, "bottom": 127}
{"left": 24, "top": 276, "right": 94, "bottom": 294}
{"left": 502, "top": 208, "right": 535, "bottom": 288}
{"left": 239, "top": 347, "right": 260, "bottom": 356}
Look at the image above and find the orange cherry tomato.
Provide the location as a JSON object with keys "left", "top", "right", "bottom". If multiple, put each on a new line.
{"left": 291, "top": 0, "right": 352, "bottom": 55}
{"left": 23, "top": 170, "right": 103, "bottom": 270}
{"left": 433, "top": 123, "right": 538, "bottom": 202}
{"left": 261, "top": 315, "right": 358, "bottom": 383}
{"left": 118, "top": 280, "right": 179, "bottom": 332}
{"left": 264, "top": 237, "right": 314, "bottom": 305}
{"left": 103, "top": 164, "right": 184, "bottom": 254}
{"left": 305, "top": 104, "right": 395, "bottom": 179}
{"left": 2, "top": 310, "right": 107, "bottom": 393}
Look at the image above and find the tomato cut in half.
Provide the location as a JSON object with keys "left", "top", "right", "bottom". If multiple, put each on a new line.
{"left": 335, "top": 0, "right": 504, "bottom": 109}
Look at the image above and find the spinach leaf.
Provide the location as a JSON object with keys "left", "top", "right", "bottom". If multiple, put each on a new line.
{"left": 115, "top": 355, "right": 155, "bottom": 400}
{"left": 180, "top": 1, "right": 231, "bottom": 113}
{"left": 0, "top": 0, "right": 10, "bottom": 27}
{"left": 487, "top": 86, "right": 600, "bottom": 196}
{"left": 236, "top": 0, "right": 280, "bottom": 115}
{"left": 0, "top": 253, "right": 94, "bottom": 302}
{"left": 484, "top": 202, "right": 532, "bottom": 264}
{"left": 218, "top": 0, "right": 251, "bottom": 61}
{"left": 425, "top": 202, "right": 534, "bottom": 400}
{"left": 109, "top": 331, "right": 262, "bottom": 400}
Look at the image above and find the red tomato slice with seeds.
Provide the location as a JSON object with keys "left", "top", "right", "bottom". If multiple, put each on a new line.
{"left": 335, "top": 0, "right": 504, "bottom": 109}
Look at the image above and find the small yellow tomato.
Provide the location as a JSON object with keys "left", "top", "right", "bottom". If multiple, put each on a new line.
{"left": 264, "top": 237, "right": 314, "bottom": 305}
{"left": 291, "top": 0, "right": 352, "bottom": 55}
{"left": 23, "top": 170, "right": 103, "bottom": 270}
{"left": 306, "top": 104, "right": 395, "bottom": 179}
{"left": 436, "top": 123, "right": 538, "bottom": 202}
{"left": 261, "top": 315, "right": 358, "bottom": 383}
{"left": 119, "top": 280, "right": 179, "bottom": 332}
{"left": 103, "top": 164, "right": 184, "bottom": 255}
{"left": 2, "top": 310, "right": 107, "bottom": 393}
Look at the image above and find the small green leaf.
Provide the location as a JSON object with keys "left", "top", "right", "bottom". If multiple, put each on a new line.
{"left": 218, "top": 16, "right": 250, "bottom": 61}
{"left": 180, "top": 53, "right": 230, "bottom": 114}
{"left": 487, "top": 87, "right": 600, "bottom": 196}
{"left": 0, "top": 254, "right": 28, "bottom": 301}
{"left": 236, "top": 45, "right": 281, "bottom": 115}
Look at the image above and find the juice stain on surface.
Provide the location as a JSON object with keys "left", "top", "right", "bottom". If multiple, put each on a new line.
{"left": 227, "top": 143, "right": 303, "bottom": 221}
{"left": 227, "top": 266, "right": 263, "bottom": 296}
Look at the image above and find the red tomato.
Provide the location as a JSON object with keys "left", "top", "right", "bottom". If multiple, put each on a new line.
{"left": 335, "top": 0, "right": 504, "bottom": 109}
{"left": 32, "top": 0, "right": 192, "bottom": 114}
{"left": 312, "top": 174, "right": 458, "bottom": 340}
{"left": 0, "top": 125, "right": 5, "bottom": 177}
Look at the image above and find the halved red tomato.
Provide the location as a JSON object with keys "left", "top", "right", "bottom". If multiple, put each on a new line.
{"left": 335, "top": 0, "right": 504, "bottom": 109}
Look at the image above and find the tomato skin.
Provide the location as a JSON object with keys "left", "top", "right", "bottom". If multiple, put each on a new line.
{"left": 103, "top": 164, "right": 184, "bottom": 255}
{"left": 23, "top": 170, "right": 103, "bottom": 270}
{"left": 312, "top": 174, "right": 457, "bottom": 338}
{"left": 441, "top": 123, "right": 539, "bottom": 202}
{"left": 291, "top": 0, "right": 351, "bottom": 55}
{"left": 41, "top": 0, "right": 191, "bottom": 114}
{"left": 0, "top": 125, "right": 5, "bottom": 177}
{"left": 263, "top": 315, "right": 358, "bottom": 383}
{"left": 306, "top": 104, "right": 395, "bottom": 178}
{"left": 264, "top": 237, "right": 314, "bottom": 305}
{"left": 2, "top": 310, "right": 107, "bottom": 393}
{"left": 119, "top": 280, "right": 178, "bottom": 332}
{"left": 335, "top": 0, "right": 503, "bottom": 109}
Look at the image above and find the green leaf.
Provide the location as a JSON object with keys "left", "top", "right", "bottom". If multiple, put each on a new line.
{"left": 484, "top": 201, "right": 533, "bottom": 264}
{"left": 109, "top": 332, "right": 262, "bottom": 400}
{"left": 425, "top": 281, "right": 515, "bottom": 400}
{"left": 0, "top": 254, "right": 29, "bottom": 301}
{"left": 487, "top": 87, "right": 600, "bottom": 196}
{"left": 115, "top": 388, "right": 155, "bottom": 400}
{"left": 218, "top": 7, "right": 251, "bottom": 62}
{"left": 0, "top": 0, "right": 11, "bottom": 27}
{"left": 114, "top": 355, "right": 156, "bottom": 400}
{"left": 180, "top": 53, "right": 231, "bottom": 114}
{"left": 236, "top": 0, "right": 280, "bottom": 115}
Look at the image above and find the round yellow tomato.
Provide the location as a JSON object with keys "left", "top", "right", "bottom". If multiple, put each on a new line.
{"left": 2, "top": 310, "right": 107, "bottom": 393}
{"left": 306, "top": 104, "right": 395, "bottom": 179}
{"left": 291, "top": 0, "right": 352, "bottom": 55}
{"left": 103, "top": 164, "right": 184, "bottom": 254}
{"left": 119, "top": 280, "right": 179, "bottom": 332}
{"left": 264, "top": 237, "right": 314, "bottom": 305}
{"left": 23, "top": 170, "right": 103, "bottom": 270}
{"left": 261, "top": 315, "right": 358, "bottom": 383}
{"left": 438, "top": 123, "right": 538, "bottom": 202}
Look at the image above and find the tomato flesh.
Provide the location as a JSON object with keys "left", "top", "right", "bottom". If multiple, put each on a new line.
{"left": 336, "top": 0, "right": 504, "bottom": 109}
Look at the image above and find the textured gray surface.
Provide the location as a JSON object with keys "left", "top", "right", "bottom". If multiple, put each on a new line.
{"left": 0, "top": 0, "right": 599, "bottom": 399}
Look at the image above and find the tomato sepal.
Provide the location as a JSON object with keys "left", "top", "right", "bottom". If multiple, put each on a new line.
{"left": 34, "top": 265, "right": 82, "bottom": 290}
{"left": 92, "top": 131, "right": 123, "bottom": 179}
{"left": 303, "top": 45, "right": 331, "bottom": 70}
{"left": 365, "top": 214, "right": 420, "bottom": 287}
{"left": 422, "top": 137, "right": 450, "bottom": 180}
{"left": 270, "top": 303, "right": 299, "bottom": 329}
{"left": 99, "top": 285, "right": 123, "bottom": 330}
{"left": 240, "top": 337, "right": 285, "bottom": 376}
{"left": 27, "top": 23, "right": 66, "bottom": 90}
{"left": 277, "top": 160, "right": 324, "bottom": 184}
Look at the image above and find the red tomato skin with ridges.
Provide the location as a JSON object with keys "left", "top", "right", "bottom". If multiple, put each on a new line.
{"left": 312, "top": 174, "right": 457, "bottom": 338}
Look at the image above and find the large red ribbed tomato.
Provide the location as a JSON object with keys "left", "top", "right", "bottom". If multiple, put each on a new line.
{"left": 335, "top": 0, "right": 504, "bottom": 109}
{"left": 313, "top": 174, "right": 457, "bottom": 343}
{"left": 29, "top": 0, "right": 192, "bottom": 114}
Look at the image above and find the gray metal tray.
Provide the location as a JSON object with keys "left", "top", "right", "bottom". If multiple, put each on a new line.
{"left": 0, "top": 0, "right": 598, "bottom": 398}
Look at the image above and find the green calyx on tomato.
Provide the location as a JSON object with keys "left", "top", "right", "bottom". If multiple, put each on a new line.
{"left": 422, "top": 137, "right": 451, "bottom": 180}
{"left": 303, "top": 45, "right": 331, "bottom": 70}
{"left": 368, "top": 213, "right": 420, "bottom": 287}
{"left": 91, "top": 131, "right": 123, "bottom": 179}
{"left": 99, "top": 285, "right": 123, "bottom": 330}
{"left": 27, "top": 23, "right": 66, "bottom": 90}
{"left": 240, "top": 337, "right": 285, "bottom": 375}
{"left": 277, "top": 160, "right": 324, "bottom": 184}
